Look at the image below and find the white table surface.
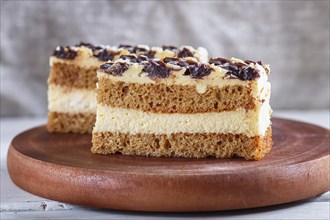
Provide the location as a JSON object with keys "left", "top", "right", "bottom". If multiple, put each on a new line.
{"left": 1, "top": 110, "right": 329, "bottom": 220}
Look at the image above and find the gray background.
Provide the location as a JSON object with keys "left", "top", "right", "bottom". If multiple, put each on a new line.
{"left": 1, "top": 0, "right": 329, "bottom": 116}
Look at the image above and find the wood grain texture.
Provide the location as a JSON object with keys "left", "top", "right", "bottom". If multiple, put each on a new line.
{"left": 7, "top": 118, "right": 330, "bottom": 212}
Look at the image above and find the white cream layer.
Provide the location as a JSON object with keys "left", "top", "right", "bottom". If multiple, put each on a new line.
{"left": 48, "top": 84, "right": 96, "bottom": 114}
{"left": 93, "top": 97, "right": 271, "bottom": 137}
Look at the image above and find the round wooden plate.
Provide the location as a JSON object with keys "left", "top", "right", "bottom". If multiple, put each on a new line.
{"left": 7, "top": 118, "right": 330, "bottom": 212}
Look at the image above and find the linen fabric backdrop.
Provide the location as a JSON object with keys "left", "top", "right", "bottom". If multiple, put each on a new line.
{"left": 1, "top": 0, "right": 329, "bottom": 116}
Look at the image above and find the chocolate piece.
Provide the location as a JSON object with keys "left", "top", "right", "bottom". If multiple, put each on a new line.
{"left": 244, "top": 60, "right": 254, "bottom": 65}
{"left": 100, "top": 63, "right": 113, "bottom": 70}
{"left": 178, "top": 47, "right": 194, "bottom": 58}
{"left": 163, "top": 57, "right": 197, "bottom": 67}
{"left": 77, "top": 42, "right": 93, "bottom": 48}
{"left": 162, "top": 45, "right": 178, "bottom": 51}
{"left": 77, "top": 42, "right": 119, "bottom": 61}
{"left": 77, "top": 42, "right": 104, "bottom": 52}
{"left": 120, "top": 55, "right": 148, "bottom": 63}
{"left": 100, "top": 62, "right": 129, "bottom": 76}
{"left": 53, "top": 46, "right": 77, "bottom": 59}
{"left": 187, "top": 63, "right": 213, "bottom": 79}
{"left": 236, "top": 66, "right": 259, "bottom": 80}
{"left": 118, "top": 44, "right": 133, "bottom": 49}
{"left": 118, "top": 45, "right": 156, "bottom": 58}
{"left": 244, "top": 59, "right": 263, "bottom": 65}
{"left": 130, "top": 46, "right": 156, "bottom": 58}
{"left": 94, "top": 49, "right": 120, "bottom": 61}
{"left": 143, "top": 50, "right": 156, "bottom": 58}
{"left": 164, "top": 57, "right": 211, "bottom": 78}
{"left": 132, "top": 46, "right": 147, "bottom": 53}
{"left": 209, "top": 57, "right": 230, "bottom": 66}
{"left": 163, "top": 57, "right": 194, "bottom": 74}
{"left": 143, "top": 60, "right": 171, "bottom": 78}
{"left": 209, "top": 57, "right": 260, "bottom": 80}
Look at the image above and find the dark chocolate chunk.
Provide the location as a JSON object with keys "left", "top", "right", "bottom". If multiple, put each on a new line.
{"left": 77, "top": 42, "right": 103, "bottom": 51}
{"left": 77, "top": 42, "right": 94, "bottom": 48}
{"left": 162, "top": 45, "right": 178, "bottom": 51}
{"left": 143, "top": 60, "right": 171, "bottom": 78}
{"left": 52, "top": 46, "right": 77, "bottom": 59}
{"left": 209, "top": 57, "right": 260, "bottom": 80}
{"left": 163, "top": 57, "right": 196, "bottom": 74}
{"left": 164, "top": 57, "right": 212, "bottom": 78}
{"left": 120, "top": 55, "right": 148, "bottom": 63}
{"left": 94, "top": 49, "right": 120, "bottom": 61}
{"left": 118, "top": 44, "right": 133, "bottom": 49}
{"left": 100, "top": 62, "right": 129, "bottom": 76}
{"left": 187, "top": 63, "right": 213, "bottom": 79}
{"left": 144, "top": 50, "right": 156, "bottom": 58}
{"left": 118, "top": 45, "right": 156, "bottom": 58}
{"left": 209, "top": 57, "right": 230, "bottom": 66}
{"left": 132, "top": 46, "right": 147, "bottom": 53}
{"left": 236, "top": 66, "right": 259, "bottom": 80}
{"left": 100, "top": 62, "right": 113, "bottom": 70}
{"left": 163, "top": 57, "right": 197, "bottom": 67}
{"left": 178, "top": 47, "right": 194, "bottom": 58}
{"left": 130, "top": 46, "right": 156, "bottom": 58}
{"left": 244, "top": 59, "right": 263, "bottom": 65}
{"left": 163, "top": 57, "right": 180, "bottom": 65}
{"left": 76, "top": 42, "right": 120, "bottom": 61}
{"left": 244, "top": 60, "right": 254, "bottom": 64}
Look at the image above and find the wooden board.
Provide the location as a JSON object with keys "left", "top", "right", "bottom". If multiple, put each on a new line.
{"left": 7, "top": 118, "right": 330, "bottom": 212}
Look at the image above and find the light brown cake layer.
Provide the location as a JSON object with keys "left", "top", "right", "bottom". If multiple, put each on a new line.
{"left": 47, "top": 112, "right": 96, "bottom": 133}
{"left": 91, "top": 127, "right": 272, "bottom": 160}
{"left": 48, "top": 62, "right": 98, "bottom": 89}
{"left": 97, "top": 78, "right": 256, "bottom": 114}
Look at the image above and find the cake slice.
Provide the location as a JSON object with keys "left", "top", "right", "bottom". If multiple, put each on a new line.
{"left": 47, "top": 43, "right": 208, "bottom": 133}
{"left": 92, "top": 55, "right": 272, "bottom": 160}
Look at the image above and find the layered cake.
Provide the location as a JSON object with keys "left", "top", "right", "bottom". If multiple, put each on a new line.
{"left": 47, "top": 43, "right": 208, "bottom": 133}
{"left": 92, "top": 55, "right": 272, "bottom": 160}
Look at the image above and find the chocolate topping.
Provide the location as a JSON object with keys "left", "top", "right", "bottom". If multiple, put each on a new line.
{"left": 118, "top": 45, "right": 156, "bottom": 58}
{"left": 178, "top": 47, "right": 194, "bottom": 58}
{"left": 143, "top": 60, "right": 171, "bottom": 78}
{"left": 209, "top": 57, "right": 260, "bottom": 80}
{"left": 101, "top": 55, "right": 213, "bottom": 79}
{"left": 77, "top": 42, "right": 120, "bottom": 61}
{"left": 100, "top": 62, "right": 129, "bottom": 76}
{"left": 53, "top": 46, "right": 78, "bottom": 59}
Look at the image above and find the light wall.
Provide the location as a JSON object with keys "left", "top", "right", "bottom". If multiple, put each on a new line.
{"left": 1, "top": 1, "right": 329, "bottom": 116}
